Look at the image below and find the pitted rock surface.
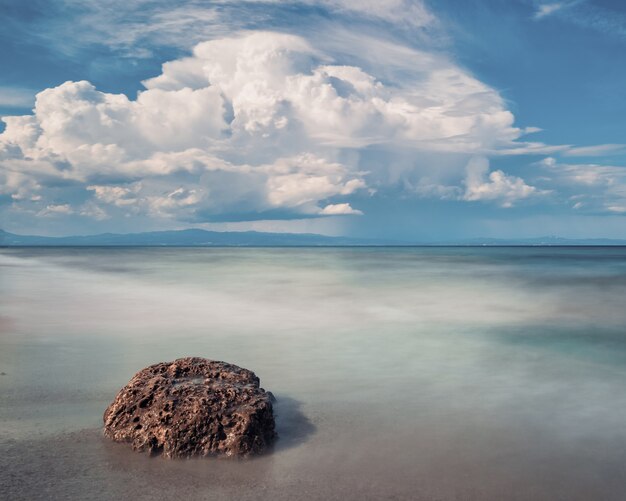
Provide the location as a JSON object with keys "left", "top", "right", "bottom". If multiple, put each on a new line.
{"left": 103, "top": 357, "right": 276, "bottom": 458}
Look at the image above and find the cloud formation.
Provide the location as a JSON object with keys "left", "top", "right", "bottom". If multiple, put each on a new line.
{"left": 26, "top": 0, "right": 436, "bottom": 60}
{"left": 534, "top": 3, "right": 566, "bottom": 19}
{"left": 414, "top": 157, "right": 546, "bottom": 208}
{"left": 539, "top": 157, "right": 626, "bottom": 213}
{"left": 1, "top": 30, "right": 540, "bottom": 226}
{"left": 533, "top": 0, "right": 626, "bottom": 41}
{"left": 0, "top": 87, "right": 37, "bottom": 109}
{"left": 463, "top": 157, "right": 545, "bottom": 208}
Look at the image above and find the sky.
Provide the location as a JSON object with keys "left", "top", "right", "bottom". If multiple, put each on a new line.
{"left": 1, "top": 0, "right": 626, "bottom": 240}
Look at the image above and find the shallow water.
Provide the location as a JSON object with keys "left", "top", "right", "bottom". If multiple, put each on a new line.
{"left": 1, "top": 247, "right": 626, "bottom": 500}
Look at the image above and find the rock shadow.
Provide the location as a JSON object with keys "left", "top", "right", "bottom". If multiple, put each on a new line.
{"left": 272, "top": 395, "right": 316, "bottom": 452}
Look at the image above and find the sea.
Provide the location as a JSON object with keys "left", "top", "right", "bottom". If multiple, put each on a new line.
{"left": 1, "top": 246, "right": 626, "bottom": 500}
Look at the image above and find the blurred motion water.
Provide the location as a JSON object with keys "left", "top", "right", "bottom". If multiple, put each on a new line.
{"left": 1, "top": 247, "right": 626, "bottom": 500}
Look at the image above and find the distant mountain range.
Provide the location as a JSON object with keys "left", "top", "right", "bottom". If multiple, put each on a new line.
{"left": 0, "top": 228, "right": 374, "bottom": 246}
{"left": 1, "top": 228, "right": 626, "bottom": 247}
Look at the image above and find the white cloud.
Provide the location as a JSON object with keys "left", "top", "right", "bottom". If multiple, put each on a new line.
{"left": 87, "top": 184, "right": 141, "bottom": 206}
{"left": 0, "top": 30, "right": 562, "bottom": 226}
{"left": 215, "top": 0, "right": 436, "bottom": 27}
{"left": 564, "top": 144, "right": 626, "bottom": 157}
{"left": 315, "top": 0, "right": 435, "bottom": 28}
{"left": 4, "top": 1, "right": 625, "bottom": 235}
{"left": 142, "top": 31, "right": 525, "bottom": 152}
{"left": 83, "top": 153, "right": 365, "bottom": 220}
{"left": 607, "top": 205, "right": 626, "bottom": 213}
{"left": 39, "top": 0, "right": 225, "bottom": 57}
{"left": 263, "top": 154, "right": 366, "bottom": 212}
{"left": 37, "top": 204, "right": 74, "bottom": 217}
{"left": 87, "top": 182, "right": 206, "bottom": 218}
{"left": 539, "top": 157, "right": 626, "bottom": 213}
{"left": 534, "top": 3, "right": 565, "bottom": 19}
{"left": 532, "top": 0, "right": 626, "bottom": 42}
{"left": 35, "top": 0, "right": 435, "bottom": 60}
{"left": 319, "top": 203, "right": 363, "bottom": 216}
{"left": 0, "top": 116, "right": 41, "bottom": 152}
{"left": 412, "top": 157, "right": 546, "bottom": 208}
{"left": 540, "top": 157, "right": 626, "bottom": 186}
{"left": 463, "top": 157, "right": 545, "bottom": 208}
{"left": 0, "top": 169, "right": 42, "bottom": 202}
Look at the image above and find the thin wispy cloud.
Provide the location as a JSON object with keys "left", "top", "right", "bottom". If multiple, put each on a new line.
{"left": 565, "top": 144, "right": 626, "bottom": 157}
{"left": 539, "top": 157, "right": 626, "bottom": 214}
{"left": 534, "top": 0, "right": 626, "bottom": 40}
{"left": 0, "top": 87, "right": 36, "bottom": 108}
{"left": 24, "top": 0, "right": 438, "bottom": 59}
{"left": 534, "top": 2, "right": 566, "bottom": 19}
{"left": 571, "top": 3, "right": 626, "bottom": 39}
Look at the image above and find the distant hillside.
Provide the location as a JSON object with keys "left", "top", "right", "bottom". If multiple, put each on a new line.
{"left": 2, "top": 229, "right": 626, "bottom": 247}
{"left": 0, "top": 228, "right": 376, "bottom": 246}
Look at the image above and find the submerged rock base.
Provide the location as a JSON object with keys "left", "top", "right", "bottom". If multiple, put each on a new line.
{"left": 103, "top": 357, "right": 276, "bottom": 458}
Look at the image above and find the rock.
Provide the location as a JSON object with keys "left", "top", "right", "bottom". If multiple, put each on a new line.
{"left": 103, "top": 357, "right": 276, "bottom": 458}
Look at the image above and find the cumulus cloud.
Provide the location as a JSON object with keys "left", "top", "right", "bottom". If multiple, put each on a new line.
{"left": 141, "top": 31, "right": 522, "bottom": 152}
{"left": 412, "top": 157, "right": 545, "bottom": 208}
{"left": 80, "top": 151, "right": 365, "bottom": 221}
{"left": 463, "top": 157, "right": 545, "bottom": 208}
{"left": 319, "top": 203, "right": 363, "bottom": 216}
{"left": 87, "top": 184, "right": 141, "bottom": 207}
{"left": 263, "top": 154, "right": 365, "bottom": 212}
{"left": 0, "top": 30, "right": 548, "bottom": 227}
{"left": 0, "top": 168, "right": 42, "bottom": 202}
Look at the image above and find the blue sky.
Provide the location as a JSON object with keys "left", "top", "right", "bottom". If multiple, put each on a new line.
{"left": 1, "top": 0, "right": 625, "bottom": 240}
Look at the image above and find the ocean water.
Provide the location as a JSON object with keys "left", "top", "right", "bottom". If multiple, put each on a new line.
{"left": 1, "top": 246, "right": 626, "bottom": 500}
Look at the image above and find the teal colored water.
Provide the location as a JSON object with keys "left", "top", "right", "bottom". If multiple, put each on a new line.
{"left": 1, "top": 247, "right": 626, "bottom": 500}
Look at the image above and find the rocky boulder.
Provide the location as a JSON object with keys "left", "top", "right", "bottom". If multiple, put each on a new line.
{"left": 103, "top": 357, "right": 276, "bottom": 458}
